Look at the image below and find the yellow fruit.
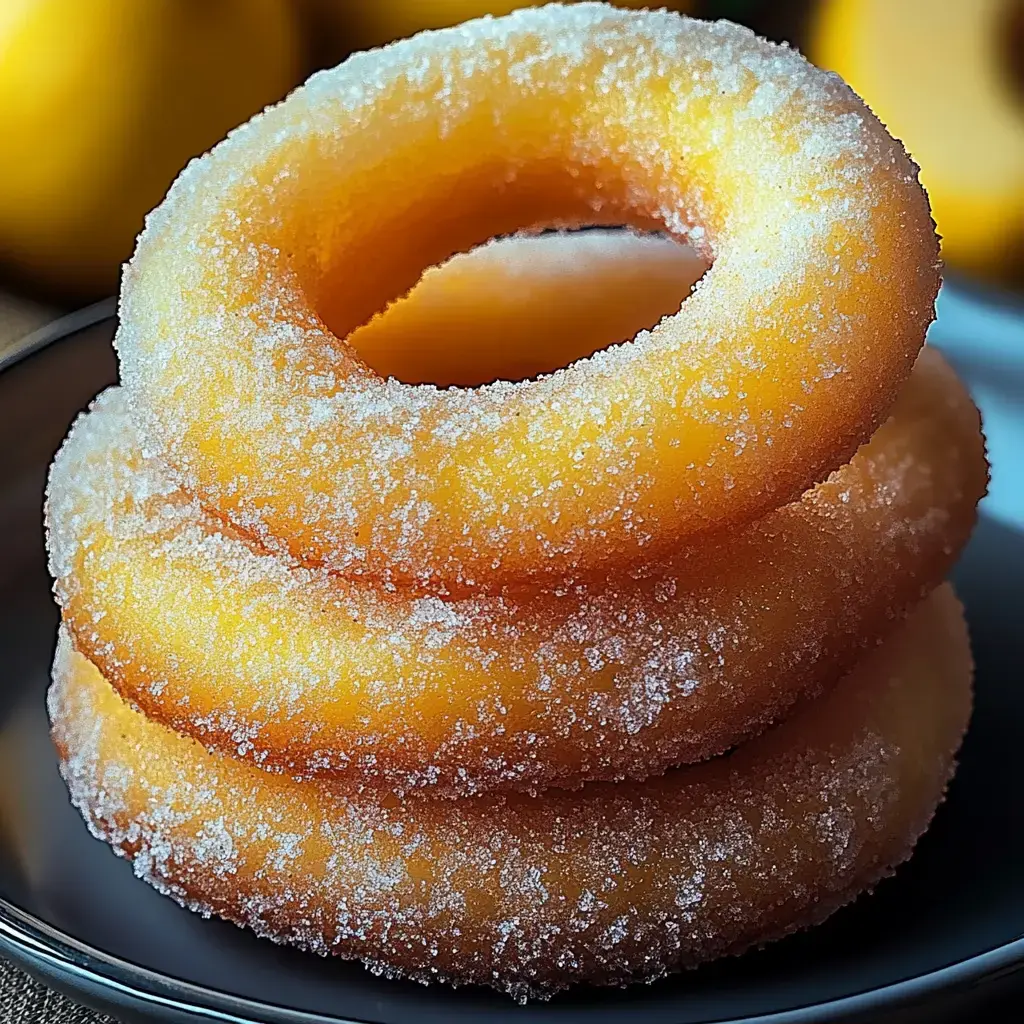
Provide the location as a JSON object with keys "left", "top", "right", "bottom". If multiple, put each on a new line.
{"left": 0, "top": 0, "right": 303, "bottom": 301}
{"left": 333, "top": 0, "right": 693, "bottom": 53}
{"left": 812, "top": 0, "right": 1024, "bottom": 279}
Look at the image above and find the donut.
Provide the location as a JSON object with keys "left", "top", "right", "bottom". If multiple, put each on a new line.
{"left": 812, "top": 0, "right": 1024, "bottom": 280}
{"left": 50, "top": 585, "right": 973, "bottom": 1000}
{"left": 47, "top": 343, "right": 985, "bottom": 795}
{"left": 115, "top": 3, "right": 940, "bottom": 589}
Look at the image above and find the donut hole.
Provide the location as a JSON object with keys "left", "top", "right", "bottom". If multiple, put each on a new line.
{"left": 340, "top": 229, "right": 708, "bottom": 388}
{"left": 306, "top": 152, "right": 712, "bottom": 388}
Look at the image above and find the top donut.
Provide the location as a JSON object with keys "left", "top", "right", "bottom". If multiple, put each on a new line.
{"left": 115, "top": 2, "right": 939, "bottom": 591}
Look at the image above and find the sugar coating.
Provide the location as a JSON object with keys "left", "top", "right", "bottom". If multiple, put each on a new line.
{"left": 115, "top": 2, "right": 940, "bottom": 589}
{"left": 46, "top": 350, "right": 985, "bottom": 795}
{"left": 46, "top": 4, "right": 966, "bottom": 996}
{"left": 50, "top": 586, "right": 971, "bottom": 1000}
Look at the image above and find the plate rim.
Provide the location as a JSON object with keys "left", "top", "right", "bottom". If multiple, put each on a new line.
{"left": 942, "top": 271, "right": 1024, "bottom": 319}
{"left": 1, "top": 301, "right": 1023, "bottom": 1024}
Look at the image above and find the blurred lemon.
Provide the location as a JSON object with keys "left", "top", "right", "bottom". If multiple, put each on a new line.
{"left": 812, "top": 0, "right": 1024, "bottom": 280}
{"left": 325, "top": 0, "right": 693, "bottom": 55}
{"left": 0, "top": 0, "right": 303, "bottom": 302}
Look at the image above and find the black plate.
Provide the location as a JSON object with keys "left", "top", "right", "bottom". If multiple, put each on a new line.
{"left": 0, "top": 304, "right": 1022, "bottom": 1024}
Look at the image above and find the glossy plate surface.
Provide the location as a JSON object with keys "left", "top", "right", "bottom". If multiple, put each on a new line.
{"left": 0, "top": 300, "right": 1021, "bottom": 1024}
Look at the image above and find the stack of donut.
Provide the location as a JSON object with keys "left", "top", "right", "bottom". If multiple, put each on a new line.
{"left": 45, "top": 4, "right": 987, "bottom": 1001}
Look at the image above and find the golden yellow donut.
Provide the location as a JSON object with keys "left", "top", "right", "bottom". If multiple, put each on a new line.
{"left": 115, "top": 3, "right": 939, "bottom": 589}
{"left": 812, "top": 0, "right": 1024, "bottom": 278}
{"left": 50, "top": 585, "right": 973, "bottom": 999}
{"left": 47, "top": 342, "right": 985, "bottom": 794}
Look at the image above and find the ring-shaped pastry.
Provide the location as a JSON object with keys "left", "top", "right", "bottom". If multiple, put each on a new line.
{"left": 47, "top": 348, "right": 984, "bottom": 794}
{"left": 51, "top": 585, "right": 972, "bottom": 999}
{"left": 115, "top": 4, "right": 939, "bottom": 588}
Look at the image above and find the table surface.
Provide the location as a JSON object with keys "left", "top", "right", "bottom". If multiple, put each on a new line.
{"left": 0, "top": 958, "right": 115, "bottom": 1023}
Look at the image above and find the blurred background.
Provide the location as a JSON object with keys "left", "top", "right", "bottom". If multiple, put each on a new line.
{"left": 0, "top": 0, "right": 1021, "bottom": 333}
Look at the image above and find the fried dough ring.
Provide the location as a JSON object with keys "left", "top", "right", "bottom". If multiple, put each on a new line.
{"left": 115, "top": 4, "right": 938, "bottom": 589}
{"left": 50, "top": 586, "right": 972, "bottom": 1000}
{"left": 47, "top": 346, "right": 984, "bottom": 795}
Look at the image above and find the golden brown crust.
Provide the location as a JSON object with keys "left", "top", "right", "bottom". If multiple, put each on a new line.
{"left": 115, "top": 5, "right": 940, "bottom": 590}
{"left": 42, "top": 8, "right": 975, "bottom": 1000}
{"left": 51, "top": 586, "right": 972, "bottom": 1000}
{"left": 47, "top": 345, "right": 985, "bottom": 794}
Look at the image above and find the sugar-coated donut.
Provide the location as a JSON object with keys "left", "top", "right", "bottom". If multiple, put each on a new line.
{"left": 116, "top": 3, "right": 939, "bottom": 589}
{"left": 50, "top": 585, "right": 973, "bottom": 1000}
{"left": 47, "top": 346, "right": 984, "bottom": 795}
